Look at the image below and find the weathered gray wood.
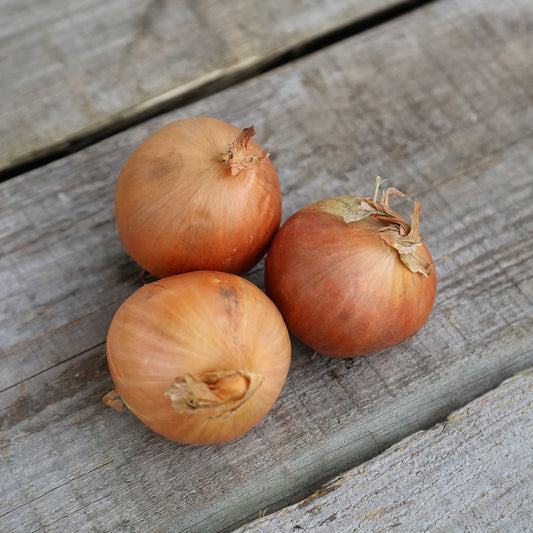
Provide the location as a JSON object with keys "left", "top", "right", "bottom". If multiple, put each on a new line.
{"left": 0, "top": 0, "right": 403, "bottom": 175}
{"left": 236, "top": 368, "right": 533, "bottom": 532}
{"left": 1, "top": 0, "right": 533, "bottom": 531}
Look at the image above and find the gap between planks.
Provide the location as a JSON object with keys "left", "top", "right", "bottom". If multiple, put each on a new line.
{"left": 0, "top": 0, "right": 437, "bottom": 183}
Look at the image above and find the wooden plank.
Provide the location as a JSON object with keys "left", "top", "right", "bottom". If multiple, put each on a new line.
{"left": 235, "top": 368, "right": 533, "bottom": 532}
{"left": 1, "top": 0, "right": 533, "bottom": 531}
{"left": 0, "top": 0, "right": 406, "bottom": 175}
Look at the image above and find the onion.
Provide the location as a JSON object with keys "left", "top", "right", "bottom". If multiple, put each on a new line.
{"left": 114, "top": 117, "right": 282, "bottom": 278}
{"left": 265, "top": 177, "right": 437, "bottom": 358}
{"left": 104, "top": 271, "right": 291, "bottom": 444}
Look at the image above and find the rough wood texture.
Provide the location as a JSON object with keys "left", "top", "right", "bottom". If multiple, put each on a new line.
{"left": 236, "top": 368, "right": 533, "bottom": 532}
{"left": 1, "top": 0, "right": 533, "bottom": 531}
{"left": 0, "top": 0, "right": 404, "bottom": 174}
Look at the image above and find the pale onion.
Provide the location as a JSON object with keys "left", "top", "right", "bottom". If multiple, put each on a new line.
{"left": 104, "top": 271, "right": 291, "bottom": 444}
{"left": 265, "top": 177, "right": 437, "bottom": 358}
{"left": 114, "top": 117, "right": 282, "bottom": 278}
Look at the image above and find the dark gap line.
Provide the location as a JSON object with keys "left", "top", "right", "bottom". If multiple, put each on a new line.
{"left": 0, "top": 460, "right": 114, "bottom": 520}
{"left": 0, "top": 0, "right": 438, "bottom": 183}
{"left": 0, "top": 341, "right": 106, "bottom": 398}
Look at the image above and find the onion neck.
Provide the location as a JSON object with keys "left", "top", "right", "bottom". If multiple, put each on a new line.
{"left": 165, "top": 370, "right": 264, "bottom": 418}
{"left": 343, "top": 176, "right": 433, "bottom": 277}
{"left": 220, "top": 126, "right": 268, "bottom": 176}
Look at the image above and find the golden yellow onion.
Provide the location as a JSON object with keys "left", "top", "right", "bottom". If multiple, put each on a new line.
{"left": 105, "top": 271, "right": 291, "bottom": 444}
{"left": 114, "top": 117, "right": 282, "bottom": 278}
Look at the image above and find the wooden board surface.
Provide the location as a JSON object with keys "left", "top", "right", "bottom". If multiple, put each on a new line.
{"left": 1, "top": 0, "right": 533, "bottom": 531}
{"left": 236, "top": 368, "right": 533, "bottom": 532}
{"left": 0, "top": 0, "right": 406, "bottom": 176}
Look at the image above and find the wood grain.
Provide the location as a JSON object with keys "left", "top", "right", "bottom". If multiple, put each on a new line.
{"left": 236, "top": 368, "right": 533, "bottom": 532}
{"left": 1, "top": 0, "right": 533, "bottom": 531}
{"left": 0, "top": 0, "right": 405, "bottom": 175}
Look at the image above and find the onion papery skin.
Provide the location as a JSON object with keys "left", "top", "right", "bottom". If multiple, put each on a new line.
{"left": 106, "top": 271, "right": 291, "bottom": 444}
{"left": 265, "top": 196, "right": 437, "bottom": 358}
{"left": 114, "top": 117, "right": 282, "bottom": 278}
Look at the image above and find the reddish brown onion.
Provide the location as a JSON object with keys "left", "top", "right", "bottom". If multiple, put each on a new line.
{"left": 265, "top": 178, "right": 437, "bottom": 358}
{"left": 114, "top": 117, "right": 281, "bottom": 278}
